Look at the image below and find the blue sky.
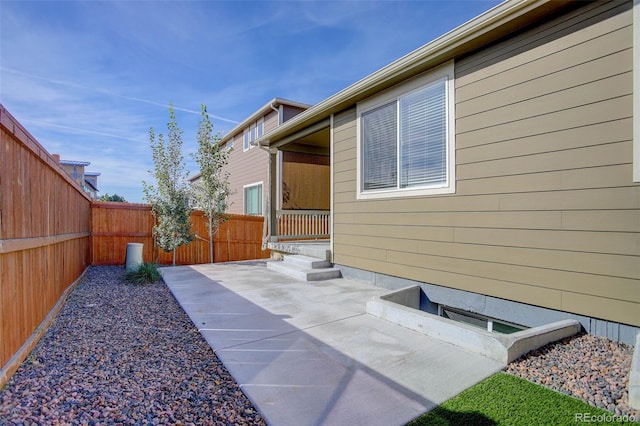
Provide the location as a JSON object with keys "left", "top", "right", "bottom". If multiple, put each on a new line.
{"left": 1, "top": 0, "right": 501, "bottom": 203}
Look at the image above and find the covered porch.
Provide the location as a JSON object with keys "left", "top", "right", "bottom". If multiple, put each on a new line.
{"left": 262, "top": 117, "right": 332, "bottom": 255}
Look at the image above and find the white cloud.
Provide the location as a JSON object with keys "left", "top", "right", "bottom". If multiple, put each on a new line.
{"left": 1, "top": 0, "right": 501, "bottom": 203}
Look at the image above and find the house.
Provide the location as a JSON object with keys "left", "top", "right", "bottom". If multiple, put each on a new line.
{"left": 53, "top": 155, "right": 101, "bottom": 198}
{"left": 189, "top": 98, "right": 329, "bottom": 221}
{"left": 257, "top": 0, "right": 639, "bottom": 343}
{"left": 84, "top": 172, "right": 100, "bottom": 199}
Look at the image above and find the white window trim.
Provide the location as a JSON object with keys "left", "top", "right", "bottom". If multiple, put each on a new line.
{"left": 243, "top": 181, "right": 264, "bottom": 216}
{"left": 243, "top": 128, "right": 250, "bottom": 152}
{"left": 633, "top": 0, "right": 639, "bottom": 182}
{"left": 356, "top": 60, "right": 456, "bottom": 200}
{"left": 256, "top": 117, "right": 264, "bottom": 139}
{"left": 250, "top": 124, "right": 256, "bottom": 144}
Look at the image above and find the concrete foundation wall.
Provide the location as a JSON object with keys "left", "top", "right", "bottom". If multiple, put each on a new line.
{"left": 338, "top": 264, "right": 639, "bottom": 345}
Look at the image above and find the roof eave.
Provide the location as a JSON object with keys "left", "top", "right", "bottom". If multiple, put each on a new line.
{"left": 84, "top": 179, "right": 99, "bottom": 191}
{"left": 59, "top": 160, "right": 91, "bottom": 166}
{"left": 219, "top": 97, "right": 312, "bottom": 144}
{"left": 258, "top": 0, "right": 573, "bottom": 146}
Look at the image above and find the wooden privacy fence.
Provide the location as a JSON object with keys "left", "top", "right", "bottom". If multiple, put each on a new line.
{"left": 1, "top": 104, "right": 270, "bottom": 387}
{"left": 91, "top": 202, "right": 270, "bottom": 265}
{"left": 0, "top": 105, "right": 92, "bottom": 384}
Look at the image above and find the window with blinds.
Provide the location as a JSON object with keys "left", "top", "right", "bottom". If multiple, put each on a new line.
{"left": 357, "top": 62, "right": 455, "bottom": 199}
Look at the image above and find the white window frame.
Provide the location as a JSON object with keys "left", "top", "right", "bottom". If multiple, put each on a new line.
{"left": 243, "top": 128, "right": 250, "bottom": 151}
{"left": 250, "top": 123, "right": 256, "bottom": 145}
{"left": 256, "top": 118, "right": 264, "bottom": 139}
{"left": 356, "top": 61, "right": 455, "bottom": 200}
{"left": 243, "top": 181, "right": 263, "bottom": 216}
{"left": 228, "top": 136, "right": 234, "bottom": 150}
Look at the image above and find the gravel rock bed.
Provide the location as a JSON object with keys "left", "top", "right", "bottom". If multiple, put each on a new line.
{"left": 506, "top": 333, "right": 639, "bottom": 418}
{"left": 3, "top": 266, "right": 639, "bottom": 424}
{"left": 0, "top": 266, "right": 265, "bottom": 425}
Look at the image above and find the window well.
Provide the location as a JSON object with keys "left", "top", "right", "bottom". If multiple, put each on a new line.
{"left": 438, "top": 305, "right": 527, "bottom": 335}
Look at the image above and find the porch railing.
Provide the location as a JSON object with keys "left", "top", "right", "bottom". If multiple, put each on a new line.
{"left": 275, "top": 210, "right": 330, "bottom": 240}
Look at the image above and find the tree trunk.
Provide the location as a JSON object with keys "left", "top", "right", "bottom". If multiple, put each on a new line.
{"left": 209, "top": 236, "right": 214, "bottom": 264}
{"left": 208, "top": 217, "right": 214, "bottom": 264}
{"left": 172, "top": 248, "right": 176, "bottom": 266}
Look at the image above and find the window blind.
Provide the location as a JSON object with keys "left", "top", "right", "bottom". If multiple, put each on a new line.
{"left": 362, "top": 102, "right": 397, "bottom": 191}
{"left": 400, "top": 78, "right": 447, "bottom": 188}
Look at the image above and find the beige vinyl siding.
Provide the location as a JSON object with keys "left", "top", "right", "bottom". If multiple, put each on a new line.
{"left": 332, "top": 0, "right": 639, "bottom": 326}
{"left": 282, "top": 105, "right": 306, "bottom": 122}
{"left": 222, "top": 104, "right": 307, "bottom": 215}
{"left": 223, "top": 134, "right": 268, "bottom": 215}
{"left": 263, "top": 110, "right": 279, "bottom": 134}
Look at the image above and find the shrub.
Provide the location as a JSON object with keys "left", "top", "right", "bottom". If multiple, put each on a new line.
{"left": 126, "top": 262, "right": 162, "bottom": 285}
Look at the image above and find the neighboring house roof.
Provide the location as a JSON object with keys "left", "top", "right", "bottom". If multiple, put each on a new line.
{"left": 258, "top": 0, "right": 573, "bottom": 148}
{"left": 59, "top": 159, "right": 91, "bottom": 167}
{"left": 218, "top": 97, "right": 312, "bottom": 145}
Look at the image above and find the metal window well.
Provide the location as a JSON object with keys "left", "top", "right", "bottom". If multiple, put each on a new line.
{"left": 125, "top": 243, "right": 143, "bottom": 272}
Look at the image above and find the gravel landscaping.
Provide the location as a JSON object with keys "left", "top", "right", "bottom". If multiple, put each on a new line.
{"left": 1, "top": 265, "right": 638, "bottom": 424}
{"left": 0, "top": 266, "right": 265, "bottom": 425}
{"left": 506, "top": 333, "right": 639, "bottom": 419}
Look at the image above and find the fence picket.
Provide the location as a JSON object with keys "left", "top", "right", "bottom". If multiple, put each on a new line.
{"left": 90, "top": 202, "right": 270, "bottom": 265}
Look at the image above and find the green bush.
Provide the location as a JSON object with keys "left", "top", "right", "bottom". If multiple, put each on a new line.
{"left": 125, "top": 262, "right": 162, "bottom": 285}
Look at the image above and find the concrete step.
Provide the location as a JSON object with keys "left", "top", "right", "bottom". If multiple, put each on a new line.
{"left": 267, "top": 241, "right": 331, "bottom": 261}
{"left": 267, "top": 256, "right": 342, "bottom": 281}
{"left": 282, "top": 254, "right": 331, "bottom": 269}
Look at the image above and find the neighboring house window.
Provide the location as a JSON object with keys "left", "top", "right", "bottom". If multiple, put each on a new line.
{"left": 244, "top": 182, "right": 263, "bottom": 215}
{"left": 256, "top": 118, "right": 264, "bottom": 139}
{"left": 228, "top": 137, "right": 234, "bottom": 150}
{"left": 250, "top": 124, "right": 256, "bottom": 145}
{"left": 357, "top": 61, "right": 455, "bottom": 199}
{"left": 243, "top": 129, "right": 250, "bottom": 151}
{"left": 242, "top": 119, "right": 265, "bottom": 152}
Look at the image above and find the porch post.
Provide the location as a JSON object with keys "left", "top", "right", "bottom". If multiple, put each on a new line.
{"left": 268, "top": 148, "right": 278, "bottom": 241}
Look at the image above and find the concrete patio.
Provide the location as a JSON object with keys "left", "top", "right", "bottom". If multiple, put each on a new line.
{"left": 161, "top": 261, "right": 503, "bottom": 426}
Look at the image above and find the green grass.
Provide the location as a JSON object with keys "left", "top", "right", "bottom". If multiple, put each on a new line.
{"left": 408, "top": 372, "right": 636, "bottom": 426}
{"left": 125, "top": 262, "right": 162, "bottom": 284}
